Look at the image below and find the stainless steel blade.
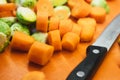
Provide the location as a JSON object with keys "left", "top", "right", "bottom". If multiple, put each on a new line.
{"left": 93, "top": 14, "right": 120, "bottom": 51}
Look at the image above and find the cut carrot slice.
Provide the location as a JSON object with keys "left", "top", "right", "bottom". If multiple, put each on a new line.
{"left": 89, "top": 7, "right": 106, "bottom": 23}
{"left": 0, "top": 11, "right": 14, "bottom": 18}
{"left": 71, "top": 0, "right": 91, "bottom": 18}
{"left": 48, "top": 17, "right": 60, "bottom": 31}
{"left": 22, "top": 71, "right": 45, "bottom": 80}
{"left": 11, "top": 31, "right": 35, "bottom": 52}
{"left": 59, "top": 19, "right": 73, "bottom": 37}
{"left": 36, "top": 11, "right": 48, "bottom": 32}
{"left": 47, "top": 30, "right": 62, "bottom": 51}
{"left": 37, "top": 0, "right": 54, "bottom": 17}
{"left": 78, "top": 18, "right": 96, "bottom": 42}
{"left": 62, "top": 32, "right": 80, "bottom": 51}
{"left": 28, "top": 41, "right": 54, "bottom": 65}
{"left": 0, "top": 3, "right": 16, "bottom": 12}
{"left": 71, "top": 23, "right": 81, "bottom": 37}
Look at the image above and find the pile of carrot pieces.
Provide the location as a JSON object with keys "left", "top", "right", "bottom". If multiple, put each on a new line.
{"left": 0, "top": 0, "right": 109, "bottom": 79}
{"left": 9, "top": 0, "right": 108, "bottom": 66}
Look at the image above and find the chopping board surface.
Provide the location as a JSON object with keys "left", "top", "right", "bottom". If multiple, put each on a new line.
{"left": 1, "top": 0, "right": 120, "bottom": 80}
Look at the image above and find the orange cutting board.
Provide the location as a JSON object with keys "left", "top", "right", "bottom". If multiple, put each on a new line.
{"left": 1, "top": 0, "right": 120, "bottom": 80}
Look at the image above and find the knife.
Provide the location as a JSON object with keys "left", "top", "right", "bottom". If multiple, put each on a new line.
{"left": 66, "top": 14, "right": 120, "bottom": 80}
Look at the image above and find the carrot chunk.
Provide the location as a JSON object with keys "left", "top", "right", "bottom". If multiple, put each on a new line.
{"left": 71, "top": 23, "right": 81, "bottom": 37}
{"left": 28, "top": 41, "right": 54, "bottom": 65}
{"left": 71, "top": 0, "right": 91, "bottom": 18}
{"left": 22, "top": 71, "right": 45, "bottom": 80}
{"left": 37, "top": 0, "right": 54, "bottom": 17}
{"left": 78, "top": 18, "right": 96, "bottom": 42}
{"left": 11, "top": 31, "right": 35, "bottom": 52}
{"left": 89, "top": 7, "right": 106, "bottom": 23}
{"left": 0, "top": 3, "right": 16, "bottom": 12}
{"left": 48, "top": 17, "right": 60, "bottom": 31}
{"left": 0, "top": 11, "right": 14, "bottom": 18}
{"left": 59, "top": 19, "right": 73, "bottom": 37}
{"left": 62, "top": 32, "right": 80, "bottom": 51}
{"left": 47, "top": 30, "right": 62, "bottom": 51}
{"left": 36, "top": 11, "right": 48, "bottom": 32}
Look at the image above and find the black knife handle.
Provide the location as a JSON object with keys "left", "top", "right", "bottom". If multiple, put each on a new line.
{"left": 66, "top": 45, "right": 107, "bottom": 80}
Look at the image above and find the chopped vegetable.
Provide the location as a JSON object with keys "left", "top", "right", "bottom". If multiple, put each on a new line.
{"left": 36, "top": 12, "right": 48, "bottom": 32}
{"left": 16, "top": 7, "right": 36, "bottom": 24}
{"left": 78, "top": 18, "right": 96, "bottom": 42}
{"left": 28, "top": 41, "right": 54, "bottom": 65}
{"left": 20, "top": 0, "right": 37, "bottom": 8}
{"left": 53, "top": 5, "right": 71, "bottom": 20}
{"left": 47, "top": 30, "right": 62, "bottom": 51}
{"left": 22, "top": 71, "right": 46, "bottom": 80}
{"left": 0, "top": 11, "right": 14, "bottom": 18}
{"left": 62, "top": 32, "right": 80, "bottom": 51}
{"left": 32, "top": 32, "right": 48, "bottom": 43}
{"left": 10, "top": 22, "right": 30, "bottom": 36}
{"left": 0, "top": 17, "right": 17, "bottom": 26}
{"left": 0, "top": 32, "right": 9, "bottom": 53}
{"left": 49, "top": 0, "right": 67, "bottom": 7}
{"left": 48, "top": 17, "right": 59, "bottom": 31}
{"left": 0, "top": 20, "right": 11, "bottom": 38}
{"left": 71, "top": 0, "right": 92, "bottom": 18}
{"left": 59, "top": 19, "right": 73, "bottom": 37}
{"left": 0, "top": 0, "right": 7, "bottom": 4}
{"left": 90, "top": 7, "right": 106, "bottom": 23}
{"left": 11, "top": 31, "right": 35, "bottom": 52}
{"left": 91, "top": 0, "right": 110, "bottom": 14}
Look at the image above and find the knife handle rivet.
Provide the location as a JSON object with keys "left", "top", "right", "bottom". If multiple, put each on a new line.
{"left": 76, "top": 71, "right": 85, "bottom": 78}
{"left": 92, "top": 49, "right": 100, "bottom": 54}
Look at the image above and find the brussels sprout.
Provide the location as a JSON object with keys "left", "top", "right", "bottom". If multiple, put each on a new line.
{"left": 0, "top": 20, "right": 11, "bottom": 39}
{"left": 20, "top": 0, "right": 37, "bottom": 8}
{"left": 91, "top": 0, "right": 110, "bottom": 14}
{"left": 0, "top": 0, "right": 7, "bottom": 4}
{"left": 16, "top": 7, "right": 36, "bottom": 24}
{"left": 10, "top": 22, "right": 30, "bottom": 36}
{"left": 0, "top": 21, "right": 11, "bottom": 53}
{"left": 0, "top": 17, "right": 17, "bottom": 26}
{"left": 32, "top": 32, "right": 48, "bottom": 43}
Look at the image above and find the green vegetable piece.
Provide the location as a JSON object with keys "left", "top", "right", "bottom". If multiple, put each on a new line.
{"left": 49, "top": 0, "right": 67, "bottom": 7}
{"left": 91, "top": 0, "right": 110, "bottom": 14}
{"left": 0, "top": 0, "right": 7, "bottom": 4}
{"left": 16, "top": 7, "right": 36, "bottom": 24}
{"left": 0, "top": 21, "right": 11, "bottom": 39}
{"left": 20, "top": 0, "right": 37, "bottom": 8}
{"left": 32, "top": 32, "right": 48, "bottom": 43}
{"left": 54, "top": 5, "right": 71, "bottom": 20}
{"left": 0, "top": 17, "right": 17, "bottom": 26}
{"left": 0, "top": 32, "right": 9, "bottom": 53}
{"left": 10, "top": 22, "right": 30, "bottom": 36}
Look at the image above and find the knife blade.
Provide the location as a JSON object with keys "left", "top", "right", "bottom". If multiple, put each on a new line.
{"left": 66, "top": 14, "right": 120, "bottom": 80}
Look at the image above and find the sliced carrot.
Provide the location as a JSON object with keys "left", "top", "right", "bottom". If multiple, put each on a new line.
{"left": 59, "top": 19, "right": 73, "bottom": 37}
{"left": 68, "top": 0, "right": 84, "bottom": 9}
{"left": 22, "top": 71, "right": 45, "bottom": 80}
{"left": 28, "top": 41, "right": 54, "bottom": 65}
{"left": 78, "top": 18, "right": 96, "bottom": 42}
{"left": 71, "top": 0, "right": 91, "bottom": 18}
{"left": 0, "top": 11, "right": 14, "bottom": 18}
{"left": 48, "top": 17, "right": 60, "bottom": 31}
{"left": 71, "top": 23, "right": 81, "bottom": 37}
{"left": 36, "top": 11, "right": 48, "bottom": 32}
{"left": 37, "top": 0, "right": 54, "bottom": 17}
{"left": 11, "top": 31, "right": 35, "bottom": 52}
{"left": 0, "top": 3, "right": 16, "bottom": 12}
{"left": 62, "top": 32, "right": 80, "bottom": 51}
{"left": 89, "top": 7, "right": 106, "bottom": 23}
{"left": 47, "top": 30, "right": 62, "bottom": 51}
